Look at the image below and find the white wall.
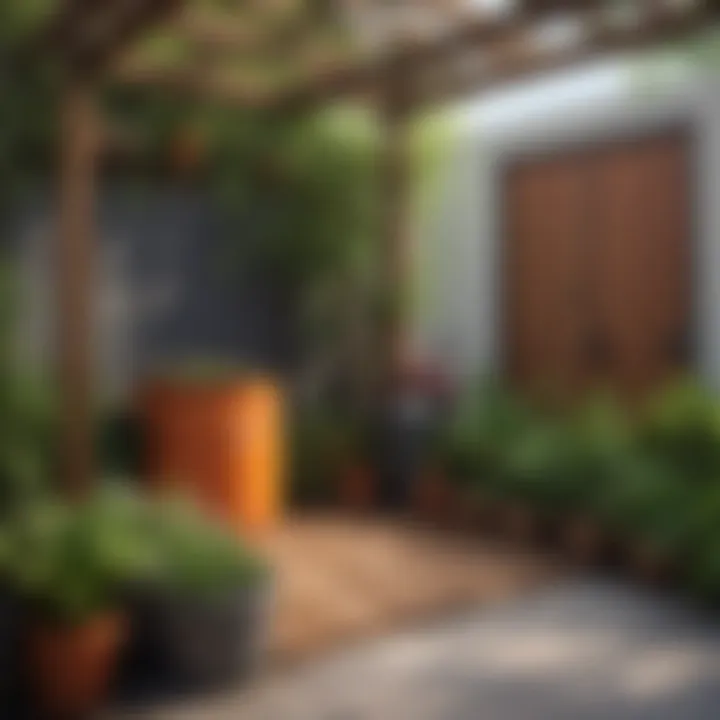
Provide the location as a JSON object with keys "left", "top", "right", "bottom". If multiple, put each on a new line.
{"left": 413, "top": 61, "right": 720, "bottom": 388}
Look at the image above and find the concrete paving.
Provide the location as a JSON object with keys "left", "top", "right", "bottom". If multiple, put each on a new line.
{"left": 120, "top": 577, "right": 720, "bottom": 720}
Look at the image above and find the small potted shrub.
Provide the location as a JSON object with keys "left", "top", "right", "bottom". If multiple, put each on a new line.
{"left": 495, "top": 419, "right": 566, "bottom": 544}
{"left": 334, "top": 416, "right": 376, "bottom": 512}
{"left": 440, "top": 380, "right": 535, "bottom": 534}
{"left": 7, "top": 489, "right": 156, "bottom": 719}
{"left": 131, "top": 496, "right": 272, "bottom": 689}
{"left": 685, "top": 522, "right": 720, "bottom": 607}
{"left": 290, "top": 404, "right": 338, "bottom": 508}
{"left": 290, "top": 404, "right": 374, "bottom": 511}
{"left": 555, "top": 399, "right": 632, "bottom": 565}
{"left": 638, "top": 379, "right": 720, "bottom": 483}
{"left": 598, "top": 456, "right": 687, "bottom": 584}
{"left": 411, "top": 412, "right": 467, "bottom": 526}
{"left": 412, "top": 461, "right": 459, "bottom": 527}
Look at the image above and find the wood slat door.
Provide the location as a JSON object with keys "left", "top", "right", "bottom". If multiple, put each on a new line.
{"left": 504, "top": 154, "right": 590, "bottom": 400}
{"left": 591, "top": 134, "right": 691, "bottom": 399}
{"left": 504, "top": 131, "right": 691, "bottom": 402}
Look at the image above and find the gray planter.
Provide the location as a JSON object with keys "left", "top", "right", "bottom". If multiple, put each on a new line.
{"left": 134, "top": 577, "right": 272, "bottom": 689}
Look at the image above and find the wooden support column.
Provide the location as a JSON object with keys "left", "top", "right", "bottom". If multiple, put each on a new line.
{"left": 379, "top": 61, "right": 415, "bottom": 390}
{"left": 56, "top": 77, "right": 100, "bottom": 499}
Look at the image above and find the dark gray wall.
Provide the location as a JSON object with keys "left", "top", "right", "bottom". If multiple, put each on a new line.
{"left": 11, "top": 184, "right": 294, "bottom": 401}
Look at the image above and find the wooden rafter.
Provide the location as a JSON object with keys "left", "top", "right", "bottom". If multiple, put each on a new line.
{"left": 112, "top": 4, "right": 546, "bottom": 107}
{"left": 112, "top": 0, "right": 720, "bottom": 112}
{"left": 417, "top": 0, "right": 720, "bottom": 109}
{"left": 38, "top": 0, "right": 182, "bottom": 74}
{"left": 278, "top": 0, "right": 720, "bottom": 110}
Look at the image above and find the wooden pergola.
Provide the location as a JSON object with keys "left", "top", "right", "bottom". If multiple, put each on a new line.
{"left": 43, "top": 0, "right": 720, "bottom": 496}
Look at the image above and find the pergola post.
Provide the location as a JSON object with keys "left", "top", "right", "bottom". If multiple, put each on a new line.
{"left": 56, "top": 76, "right": 100, "bottom": 499}
{"left": 380, "top": 70, "right": 414, "bottom": 389}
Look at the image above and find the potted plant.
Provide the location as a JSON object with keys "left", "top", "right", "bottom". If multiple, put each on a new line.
{"left": 552, "top": 399, "right": 632, "bottom": 565}
{"left": 6, "top": 488, "right": 157, "bottom": 719}
{"left": 495, "top": 419, "right": 566, "bottom": 545}
{"left": 437, "top": 379, "right": 536, "bottom": 534}
{"left": 412, "top": 462, "right": 459, "bottom": 527}
{"left": 131, "top": 495, "right": 272, "bottom": 689}
{"left": 597, "top": 454, "right": 686, "bottom": 584}
{"left": 333, "top": 415, "right": 375, "bottom": 512}
{"left": 290, "top": 404, "right": 335, "bottom": 508}
{"left": 638, "top": 379, "right": 720, "bottom": 485}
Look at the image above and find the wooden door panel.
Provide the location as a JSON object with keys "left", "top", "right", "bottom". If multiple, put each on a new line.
{"left": 592, "top": 134, "right": 690, "bottom": 397}
{"left": 504, "top": 131, "right": 691, "bottom": 402}
{"left": 505, "top": 155, "right": 589, "bottom": 399}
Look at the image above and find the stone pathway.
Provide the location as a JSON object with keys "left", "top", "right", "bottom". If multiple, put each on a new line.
{"left": 118, "top": 577, "right": 720, "bottom": 720}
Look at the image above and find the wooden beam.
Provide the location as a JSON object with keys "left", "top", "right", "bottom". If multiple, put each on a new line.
{"left": 69, "top": 0, "right": 182, "bottom": 71}
{"left": 33, "top": 0, "right": 182, "bottom": 74}
{"left": 416, "top": 0, "right": 720, "bottom": 109}
{"left": 56, "top": 78, "right": 101, "bottom": 499}
{"left": 113, "top": 5, "right": 543, "bottom": 109}
{"left": 378, "top": 58, "right": 416, "bottom": 386}
{"left": 111, "top": 62, "right": 272, "bottom": 109}
{"left": 271, "top": 0, "right": 720, "bottom": 111}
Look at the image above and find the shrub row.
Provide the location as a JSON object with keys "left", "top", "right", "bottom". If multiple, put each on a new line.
{"left": 438, "top": 379, "right": 720, "bottom": 598}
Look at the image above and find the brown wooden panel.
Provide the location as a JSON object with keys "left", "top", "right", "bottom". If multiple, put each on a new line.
{"left": 504, "top": 154, "right": 589, "bottom": 400}
{"left": 591, "top": 133, "right": 691, "bottom": 398}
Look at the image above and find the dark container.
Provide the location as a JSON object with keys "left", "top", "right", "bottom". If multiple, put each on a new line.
{"left": 129, "top": 577, "right": 272, "bottom": 691}
{"left": 376, "top": 365, "right": 452, "bottom": 510}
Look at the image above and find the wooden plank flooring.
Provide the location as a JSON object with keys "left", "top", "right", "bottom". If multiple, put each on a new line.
{"left": 253, "top": 513, "right": 563, "bottom": 665}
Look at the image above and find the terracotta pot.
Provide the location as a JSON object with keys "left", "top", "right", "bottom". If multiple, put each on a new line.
{"left": 562, "top": 515, "right": 608, "bottom": 565}
{"left": 140, "top": 377, "right": 284, "bottom": 535}
{"left": 338, "top": 463, "right": 375, "bottom": 511}
{"left": 413, "top": 471, "right": 457, "bottom": 525}
{"left": 27, "top": 611, "right": 127, "bottom": 719}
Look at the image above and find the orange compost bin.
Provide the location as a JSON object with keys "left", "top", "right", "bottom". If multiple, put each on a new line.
{"left": 141, "top": 377, "right": 283, "bottom": 535}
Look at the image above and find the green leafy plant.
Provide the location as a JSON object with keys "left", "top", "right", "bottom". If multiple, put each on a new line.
{"left": 639, "top": 379, "right": 720, "bottom": 483}
{"left": 290, "top": 402, "right": 370, "bottom": 505}
{"left": 137, "top": 494, "right": 268, "bottom": 597}
{"left": 4, "top": 486, "right": 160, "bottom": 623}
{"left": 546, "top": 398, "right": 635, "bottom": 513}
{"left": 4, "top": 485, "right": 268, "bottom": 620}
{"left": 498, "top": 419, "right": 569, "bottom": 508}
{"left": 440, "top": 379, "right": 534, "bottom": 493}
{"left": 685, "top": 515, "right": 720, "bottom": 603}
{"left": 147, "top": 358, "right": 259, "bottom": 386}
{"left": 0, "top": 262, "right": 56, "bottom": 511}
{"left": 597, "top": 453, "right": 690, "bottom": 554}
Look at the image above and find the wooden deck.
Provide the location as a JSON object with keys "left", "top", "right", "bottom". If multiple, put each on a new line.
{"left": 255, "top": 513, "right": 563, "bottom": 665}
